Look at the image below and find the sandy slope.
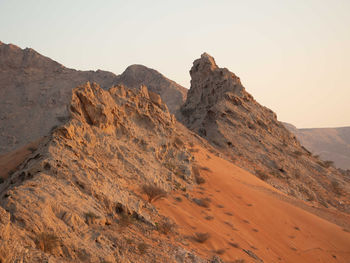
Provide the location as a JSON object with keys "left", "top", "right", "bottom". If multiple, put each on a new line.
{"left": 156, "top": 146, "right": 350, "bottom": 263}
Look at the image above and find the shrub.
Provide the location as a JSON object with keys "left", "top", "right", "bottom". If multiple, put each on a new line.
{"left": 193, "top": 198, "right": 211, "bottom": 208}
{"left": 192, "top": 165, "right": 206, "bottom": 184}
{"left": 118, "top": 213, "right": 134, "bottom": 228}
{"left": 84, "top": 211, "right": 100, "bottom": 224}
{"left": 137, "top": 242, "right": 148, "bottom": 255}
{"left": 228, "top": 242, "right": 240, "bottom": 248}
{"left": 331, "top": 180, "right": 342, "bottom": 195}
{"left": 156, "top": 220, "right": 175, "bottom": 235}
{"left": 293, "top": 150, "right": 303, "bottom": 157}
{"left": 35, "top": 232, "right": 60, "bottom": 253}
{"left": 324, "top": 160, "right": 334, "bottom": 168}
{"left": 193, "top": 232, "right": 210, "bottom": 243}
{"left": 214, "top": 248, "right": 225, "bottom": 255}
{"left": 142, "top": 184, "right": 167, "bottom": 203}
{"left": 255, "top": 170, "right": 268, "bottom": 181}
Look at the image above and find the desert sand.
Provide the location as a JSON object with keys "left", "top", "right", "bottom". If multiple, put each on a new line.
{"left": 156, "top": 145, "right": 350, "bottom": 262}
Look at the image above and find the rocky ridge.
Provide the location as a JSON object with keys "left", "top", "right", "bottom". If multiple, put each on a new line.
{"left": 284, "top": 123, "right": 350, "bottom": 170}
{"left": 0, "top": 82, "right": 207, "bottom": 262}
{"left": 0, "top": 42, "right": 187, "bottom": 155}
{"left": 115, "top": 64, "right": 187, "bottom": 114}
{"left": 179, "top": 53, "right": 350, "bottom": 212}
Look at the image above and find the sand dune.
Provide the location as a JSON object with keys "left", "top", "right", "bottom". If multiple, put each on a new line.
{"left": 156, "top": 146, "right": 350, "bottom": 262}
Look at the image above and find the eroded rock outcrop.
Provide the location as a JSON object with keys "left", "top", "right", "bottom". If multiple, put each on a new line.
{"left": 0, "top": 82, "right": 202, "bottom": 262}
{"left": 180, "top": 53, "right": 350, "bottom": 212}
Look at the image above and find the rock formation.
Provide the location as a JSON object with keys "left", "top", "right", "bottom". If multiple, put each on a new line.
{"left": 284, "top": 123, "right": 350, "bottom": 170}
{"left": 0, "top": 42, "right": 118, "bottom": 155}
{"left": 0, "top": 82, "right": 200, "bottom": 262}
{"left": 179, "top": 53, "right": 350, "bottom": 212}
{"left": 0, "top": 42, "right": 187, "bottom": 155}
{"left": 114, "top": 64, "right": 187, "bottom": 114}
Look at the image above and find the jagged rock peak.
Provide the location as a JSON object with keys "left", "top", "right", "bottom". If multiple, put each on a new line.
{"left": 191, "top": 52, "right": 218, "bottom": 73}
{"left": 180, "top": 53, "right": 247, "bottom": 120}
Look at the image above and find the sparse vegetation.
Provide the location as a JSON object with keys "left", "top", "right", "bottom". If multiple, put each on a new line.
{"left": 331, "top": 180, "right": 342, "bottom": 195}
{"left": 193, "top": 232, "right": 210, "bottom": 243}
{"left": 214, "top": 248, "right": 225, "bottom": 255}
{"left": 193, "top": 197, "right": 211, "bottom": 208}
{"left": 35, "top": 232, "right": 60, "bottom": 253}
{"left": 204, "top": 215, "right": 214, "bottom": 220}
{"left": 156, "top": 220, "right": 175, "bottom": 235}
{"left": 228, "top": 242, "right": 240, "bottom": 248}
{"left": 84, "top": 211, "right": 100, "bottom": 224}
{"left": 118, "top": 213, "right": 134, "bottom": 228}
{"left": 293, "top": 150, "right": 303, "bottom": 157}
{"left": 255, "top": 170, "right": 268, "bottom": 181}
{"left": 142, "top": 184, "right": 167, "bottom": 203}
{"left": 137, "top": 242, "right": 148, "bottom": 255}
{"left": 193, "top": 166, "right": 206, "bottom": 183}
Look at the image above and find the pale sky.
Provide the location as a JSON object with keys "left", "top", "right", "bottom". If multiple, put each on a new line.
{"left": 0, "top": 0, "right": 349, "bottom": 128}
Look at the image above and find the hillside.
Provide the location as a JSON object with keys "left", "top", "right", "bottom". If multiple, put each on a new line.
{"left": 179, "top": 53, "right": 350, "bottom": 213}
{"left": 0, "top": 42, "right": 187, "bottom": 155}
{"left": 1, "top": 82, "right": 349, "bottom": 262}
{"left": 284, "top": 123, "right": 350, "bottom": 170}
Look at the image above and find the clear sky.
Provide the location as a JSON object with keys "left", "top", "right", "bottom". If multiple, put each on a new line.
{"left": 1, "top": 0, "right": 349, "bottom": 128}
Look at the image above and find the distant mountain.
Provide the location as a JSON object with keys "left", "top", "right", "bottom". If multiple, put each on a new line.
{"left": 284, "top": 123, "right": 350, "bottom": 170}
{"left": 0, "top": 41, "right": 187, "bottom": 154}
{"left": 179, "top": 53, "right": 350, "bottom": 211}
{"left": 115, "top": 64, "right": 187, "bottom": 114}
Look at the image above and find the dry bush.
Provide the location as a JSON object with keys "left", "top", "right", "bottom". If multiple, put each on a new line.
{"left": 195, "top": 175, "right": 205, "bottom": 184}
{"left": 293, "top": 150, "right": 303, "bottom": 157}
{"left": 84, "top": 211, "right": 100, "bottom": 224}
{"left": 193, "top": 198, "right": 211, "bottom": 208}
{"left": 232, "top": 259, "right": 245, "bottom": 263}
{"left": 324, "top": 160, "right": 334, "bottom": 168}
{"left": 199, "top": 166, "right": 212, "bottom": 172}
{"left": 137, "top": 242, "right": 148, "bottom": 255}
{"left": 118, "top": 213, "right": 134, "bottom": 228}
{"left": 228, "top": 242, "right": 240, "bottom": 248}
{"left": 156, "top": 220, "right": 175, "bottom": 235}
{"left": 193, "top": 232, "right": 210, "bottom": 243}
{"left": 204, "top": 215, "right": 214, "bottom": 221}
{"left": 0, "top": 177, "right": 4, "bottom": 184}
{"left": 214, "top": 248, "right": 226, "bottom": 255}
{"left": 331, "top": 180, "right": 342, "bottom": 195}
{"left": 142, "top": 184, "right": 167, "bottom": 203}
{"left": 192, "top": 165, "right": 206, "bottom": 184}
{"left": 35, "top": 232, "right": 60, "bottom": 253}
{"left": 255, "top": 170, "right": 268, "bottom": 181}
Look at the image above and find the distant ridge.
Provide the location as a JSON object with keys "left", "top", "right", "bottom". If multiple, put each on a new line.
{"left": 284, "top": 123, "right": 350, "bottom": 170}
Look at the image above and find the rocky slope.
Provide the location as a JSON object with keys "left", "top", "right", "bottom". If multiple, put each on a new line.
{"left": 114, "top": 64, "right": 187, "bottom": 114}
{"left": 0, "top": 82, "right": 204, "bottom": 262}
{"left": 0, "top": 41, "right": 187, "bottom": 155}
{"left": 179, "top": 53, "right": 350, "bottom": 212}
{"left": 0, "top": 41, "right": 117, "bottom": 155}
{"left": 284, "top": 123, "right": 350, "bottom": 170}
